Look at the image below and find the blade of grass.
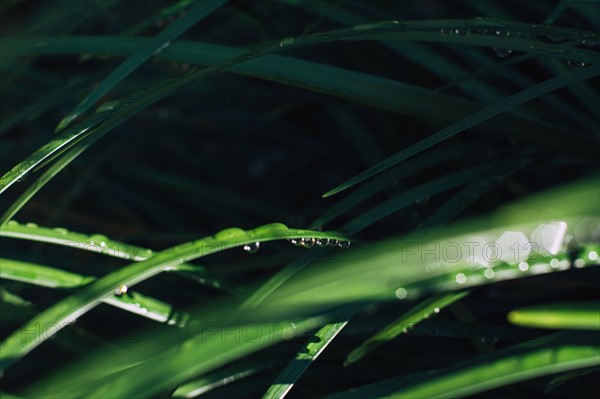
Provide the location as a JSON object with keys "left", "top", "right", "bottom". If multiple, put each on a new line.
{"left": 344, "top": 291, "right": 470, "bottom": 367}
{"left": 3, "top": 35, "right": 596, "bottom": 158}
{"left": 262, "top": 307, "right": 356, "bottom": 399}
{"left": 0, "top": 258, "right": 188, "bottom": 324}
{"left": 508, "top": 301, "right": 600, "bottom": 330}
{"left": 322, "top": 65, "right": 600, "bottom": 197}
{"left": 325, "top": 332, "right": 600, "bottom": 399}
{"left": 54, "top": 0, "right": 229, "bottom": 132}
{"left": 0, "top": 223, "right": 351, "bottom": 372}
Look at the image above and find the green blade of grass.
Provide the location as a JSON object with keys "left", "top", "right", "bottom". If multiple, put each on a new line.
{"left": 344, "top": 291, "right": 470, "bottom": 367}
{"left": 341, "top": 160, "right": 518, "bottom": 234}
{"left": 0, "top": 258, "right": 95, "bottom": 288}
{"left": 0, "top": 258, "right": 187, "bottom": 324}
{"left": 310, "top": 142, "right": 477, "bottom": 229}
{"left": 322, "top": 65, "right": 600, "bottom": 198}
{"left": 24, "top": 179, "right": 599, "bottom": 398}
{"left": 262, "top": 307, "right": 356, "bottom": 399}
{"left": 54, "top": 0, "right": 229, "bottom": 132}
{"left": 0, "top": 223, "right": 351, "bottom": 372}
{"left": 325, "top": 332, "right": 600, "bottom": 399}
{"left": 3, "top": 35, "right": 596, "bottom": 159}
{"left": 508, "top": 301, "right": 600, "bottom": 330}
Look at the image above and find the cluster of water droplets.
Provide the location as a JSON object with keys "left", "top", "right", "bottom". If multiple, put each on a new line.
{"left": 287, "top": 237, "right": 351, "bottom": 249}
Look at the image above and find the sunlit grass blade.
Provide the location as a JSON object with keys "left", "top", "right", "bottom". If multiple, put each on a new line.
{"left": 0, "top": 223, "right": 351, "bottom": 372}
{"left": 326, "top": 332, "right": 600, "bottom": 399}
{"left": 508, "top": 301, "right": 600, "bottom": 330}
{"left": 262, "top": 308, "right": 356, "bottom": 399}
{"left": 0, "top": 258, "right": 94, "bottom": 288}
{"left": 0, "top": 258, "right": 189, "bottom": 324}
{"left": 322, "top": 65, "right": 600, "bottom": 197}
{"left": 173, "top": 359, "right": 278, "bottom": 398}
{"left": 23, "top": 178, "right": 599, "bottom": 398}
{"left": 54, "top": 0, "right": 229, "bottom": 132}
{"left": 344, "top": 291, "right": 470, "bottom": 367}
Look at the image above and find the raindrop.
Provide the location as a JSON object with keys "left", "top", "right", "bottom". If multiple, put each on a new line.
{"left": 289, "top": 238, "right": 302, "bottom": 247}
{"left": 416, "top": 196, "right": 430, "bottom": 206}
{"left": 115, "top": 285, "right": 128, "bottom": 296}
{"left": 53, "top": 227, "right": 68, "bottom": 235}
{"left": 484, "top": 268, "right": 495, "bottom": 279}
{"left": 316, "top": 238, "right": 328, "bottom": 247}
{"left": 25, "top": 222, "right": 38, "bottom": 228}
{"left": 7, "top": 220, "right": 19, "bottom": 226}
{"left": 547, "top": 34, "right": 563, "bottom": 42}
{"left": 95, "top": 100, "right": 120, "bottom": 113}
{"left": 338, "top": 240, "right": 351, "bottom": 249}
{"left": 493, "top": 47, "right": 512, "bottom": 57}
{"left": 455, "top": 273, "right": 467, "bottom": 284}
{"left": 17, "top": 173, "right": 28, "bottom": 182}
{"left": 440, "top": 28, "right": 451, "bottom": 36}
{"left": 454, "top": 28, "right": 470, "bottom": 37}
{"left": 567, "top": 59, "right": 586, "bottom": 69}
{"left": 549, "top": 258, "right": 560, "bottom": 268}
{"left": 423, "top": 314, "right": 430, "bottom": 319}
{"left": 496, "top": 30, "right": 510, "bottom": 37}
{"left": 352, "top": 20, "right": 400, "bottom": 32}
{"left": 243, "top": 242, "right": 260, "bottom": 254}
{"left": 327, "top": 239, "right": 339, "bottom": 247}
{"left": 581, "top": 40, "right": 595, "bottom": 47}
{"left": 279, "top": 37, "right": 295, "bottom": 47}
{"left": 588, "top": 251, "right": 598, "bottom": 261}
{"left": 300, "top": 237, "right": 315, "bottom": 248}
{"left": 90, "top": 234, "right": 108, "bottom": 247}
{"left": 402, "top": 327, "right": 409, "bottom": 334}
{"left": 518, "top": 261, "right": 529, "bottom": 271}
{"left": 395, "top": 287, "right": 408, "bottom": 299}
{"left": 434, "top": 307, "right": 440, "bottom": 314}
{"left": 574, "top": 259, "right": 586, "bottom": 268}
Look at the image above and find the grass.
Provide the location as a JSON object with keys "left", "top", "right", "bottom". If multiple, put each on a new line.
{"left": 0, "top": 1, "right": 599, "bottom": 398}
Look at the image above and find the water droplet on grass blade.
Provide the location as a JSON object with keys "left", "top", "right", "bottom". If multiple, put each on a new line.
{"left": 301, "top": 237, "right": 315, "bottom": 248}
{"left": 338, "top": 240, "right": 351, "bottom": 249}
{"left": 455, "top": 273, "right": 467, "bottom": 284}
{"left": 440, "top": 28, "right": 451, "bottom": 36}
{"left": 416, "top": 196, "right": 429, "bottom": 205}
{"left": 395, "top": 288, "right": 408, "bottom": 299}
{"left": 454, "top": 28, "right": 470, "bottom": 37}
{"left": 493, "top": 47, "right": 512, "bottom": 57}
{"left": 53, "top": 227, "right": 69, "bottom": 235}
{"left": 115, "top": 285, "right": 128, "bottom": 295}
{"left": 316, "top": 238, "right": 328, "bottom": 247}
{"left": 279, "top": 37, "right": 295, "bottom": 47}
{"left": 243, "top": 242, "right": 260, "bottom": 254}
{"left": 567, "top": 59, "right": 586, "bottom": 69}
{"left": 25, "top": 222, "right": 38, "bottom": 228}
{"left": 352, "top": 20, "right": 400, "bottom": 32}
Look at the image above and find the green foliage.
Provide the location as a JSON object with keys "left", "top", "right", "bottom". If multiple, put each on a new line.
{"left": 1, "top": 1, "right": 598, "bottom": 398}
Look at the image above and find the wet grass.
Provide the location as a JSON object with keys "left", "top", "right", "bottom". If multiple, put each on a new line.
{"left": 0, "top": 1, "right": 599, "bottom": 398}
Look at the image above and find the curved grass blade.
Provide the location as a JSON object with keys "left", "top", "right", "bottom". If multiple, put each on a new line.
{"left": 344, "top": 291, "right": 470, "bottom": 367}
{"left": 0, "top": 258, "right": 94, "bottom": 288}
{"left": 322, "top": 65, "right": 600, "bottom": 197}
{"left": 0, "top": 223, "right": 351, "bottom": 372}
{"left": 3, "top": 35, "right": 597, "bottom": 158}
{"left": 325, "top": 332, "right": 600, "bottom": 399}
{"left": 508, "top": 301, "right": 600, "bottom": 330}
{"left": 0, "top": 220, "right": 228, "bottom": 291}
{"left": 341, "top": 160, "right": 517, "bottom": 234}
{"left": 173, "top": 359, "right": 278, "bottom": 398}
{"left": 262, "top": 307, "right": 356, "bottom": 399}
{"left": 310, "top": 142, "right": 476, "bottom": 229}
{"left": 23, "top": 179, "right": 599, "bottom": 398}
{"left": 54, "top": 0, "right": 229, "bottom": 132}
{"left": 0, "top": 258, "right": 188, "bottom": 324}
